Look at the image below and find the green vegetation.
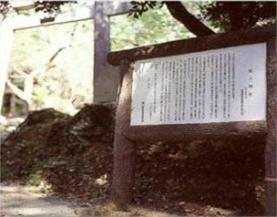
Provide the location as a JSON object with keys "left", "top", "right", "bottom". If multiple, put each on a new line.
{"left": 111, "top": 6, "right": 193, "bottom": 51}
{"left": 7, "top": 20, "right": 94, "bottom": 115}
{"left": 3, "top": 2, "right": 275, "bottom": 116}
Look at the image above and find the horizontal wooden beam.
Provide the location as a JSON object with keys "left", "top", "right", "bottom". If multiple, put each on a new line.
{"left": 108, "top": 25, "right": 276, "bottom": 66}
{"left": 13, "top": 16, "right": 93, "bottom": 31}
{"left": 11, "top": 2, "right": 131, "bottom": 31}
{"left": 127, "top": 121, "right": 267, "bottom": 143}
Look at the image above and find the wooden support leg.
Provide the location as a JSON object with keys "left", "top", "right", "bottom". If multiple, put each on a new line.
{"left": 265, "top": 37, "right": 276, "bottom": 216}
{"left": 112, "top": 61, "right": 135, "bottom": 209}
{"left": 265, "top": 179, "right": 277, "bottom": 216}
{"left": 112, "top": 132, "right": 136, "bottom": 209}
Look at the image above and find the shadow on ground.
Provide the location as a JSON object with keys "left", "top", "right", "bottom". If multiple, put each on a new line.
{"left": 1, "top": 105, "right": 266, "bottom": 216}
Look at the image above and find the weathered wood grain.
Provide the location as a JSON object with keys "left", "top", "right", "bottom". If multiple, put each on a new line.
{"left": 111, "top": 62, "right": 136, "bottom": 209}
{"left": 265, "top": 37, "right": 277, "bottom": 216}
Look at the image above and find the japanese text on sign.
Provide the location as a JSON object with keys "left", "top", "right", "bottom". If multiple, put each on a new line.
{"left": 131, "top": 43, "right": 266, "bottom": 126}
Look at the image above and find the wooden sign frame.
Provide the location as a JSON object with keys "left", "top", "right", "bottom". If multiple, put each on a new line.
{"left": 108, "top": 25, "right": 276, "bottom": 215}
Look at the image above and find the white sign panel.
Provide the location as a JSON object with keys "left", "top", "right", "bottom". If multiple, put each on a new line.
{"left": 131, "top": 43, "right": 266, "bottom": 126}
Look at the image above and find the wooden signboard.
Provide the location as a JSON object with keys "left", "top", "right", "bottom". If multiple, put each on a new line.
{"left": 108, "top": 25, "right": 276, "bottom": 215}
{"left": 131, "top": 43, "right": 266, "bottom": 126}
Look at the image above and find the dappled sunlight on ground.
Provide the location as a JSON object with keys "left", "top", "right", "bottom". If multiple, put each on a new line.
{"left": 1, "top": 184, "right": 237, "bottom": 217}
{"left": 0, "top": 184, "right": 77, "bottom": 217}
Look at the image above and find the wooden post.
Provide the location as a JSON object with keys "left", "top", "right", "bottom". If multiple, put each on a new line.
{"left": 112, "top": 61, "right": 136, "bottom": 209}
{"left": 93, "top": 1, "right": 119, "bottom": 103}
{"left": 265, "top": 37, "right": 277, "bottom": 216}
{"left": 93, "top": 2, "right": 132, "bottom": 103}
{"left": 94, "top": 1, "right": 110, "bottom": 85}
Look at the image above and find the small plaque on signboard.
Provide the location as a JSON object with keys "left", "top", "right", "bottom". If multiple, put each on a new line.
{"left": 131, "top": 43, "right": 266, "bottom": 126}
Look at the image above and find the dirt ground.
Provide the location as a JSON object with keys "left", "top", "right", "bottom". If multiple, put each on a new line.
{"left": 0, "top": 184, "right": 77, "bottom": 217}
{"left": 0, "top": 184, "right": 238, "bottom": 217}
{"left": 1, "top": 106, "right": 267, "bottom": 216}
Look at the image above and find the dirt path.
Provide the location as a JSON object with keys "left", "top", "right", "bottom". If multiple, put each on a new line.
{"left": 0, "top": 184, "right": 186, "bottom": 217}
{"left": 0, "top": 184, "right": 237, "bottom": 217}
{"left": 0, "top": 184, "right": 77, "bottom": 217}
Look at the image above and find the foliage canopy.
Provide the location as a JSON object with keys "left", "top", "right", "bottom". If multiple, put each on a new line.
{"left": 129, "top": 1, "right": 276, "bottom": 33}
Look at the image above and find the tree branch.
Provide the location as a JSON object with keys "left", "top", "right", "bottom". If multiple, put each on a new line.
{"left": 164, "top": 1, "right": 215, "bottom": 36}
{"left": 46, "top": 46, "right": 67, "bottom": 70}
{"left": 48, "top": 46, "right": 67, "bottom": 64}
